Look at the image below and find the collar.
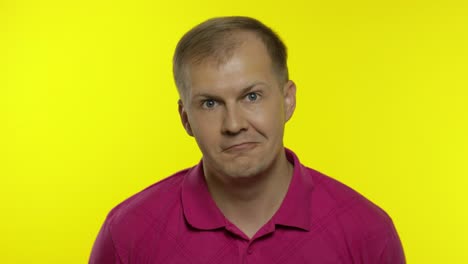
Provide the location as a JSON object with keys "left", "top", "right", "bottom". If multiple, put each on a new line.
{"left": 181, "top": 148, "right": 314, "bottom": 231}
{"left": 181, "top": 162, "right": 226, "bottom": 230}
{"left": 272, "top": 148, "right": 313, "bottom": 231}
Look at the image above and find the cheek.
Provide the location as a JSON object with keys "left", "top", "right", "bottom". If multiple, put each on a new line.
{"left": 249, "top": 102, "right": 285, "bottom": 134}
{"left": 189, "top": 113, "right": 220, "bottom": 140}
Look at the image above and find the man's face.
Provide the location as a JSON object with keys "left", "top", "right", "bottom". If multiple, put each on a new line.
{"left": 179, "top": 32, "right": 296, "bottom": 181}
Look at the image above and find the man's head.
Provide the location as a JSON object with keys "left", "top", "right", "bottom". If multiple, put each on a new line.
{"left": 174, "top": 17, "right": 296, "bottom": 182}
{"left": 173, "top": 16, "right": 289, "bottom": 100}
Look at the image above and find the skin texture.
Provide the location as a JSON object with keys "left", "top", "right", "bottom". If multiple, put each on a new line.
{"left": 178, "top": 31, "right": 296, "bottom": 238}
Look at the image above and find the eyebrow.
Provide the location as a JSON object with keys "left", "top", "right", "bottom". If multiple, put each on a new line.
{"left": 192, "top": 81, "right": 268, "bottom": 100}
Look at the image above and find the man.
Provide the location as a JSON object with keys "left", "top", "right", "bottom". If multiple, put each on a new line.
{"left": 90, "top": 16, "right": 405, "bottom": 263}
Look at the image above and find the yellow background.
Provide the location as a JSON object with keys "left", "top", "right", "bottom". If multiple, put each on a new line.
{"left": 2, "top": 0, "right": 467, "bottom": 263}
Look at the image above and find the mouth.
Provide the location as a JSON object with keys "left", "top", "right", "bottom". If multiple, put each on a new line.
{"left": 222, "top": 142, "right": 259, "bottom": 153}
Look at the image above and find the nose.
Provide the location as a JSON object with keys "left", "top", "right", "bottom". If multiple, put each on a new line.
{"left": 221, "top": 104, "right": 248, "bottom": 135}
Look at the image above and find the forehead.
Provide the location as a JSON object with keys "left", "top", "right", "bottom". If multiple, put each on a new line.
{"left": 185, "top": 32, "right": 276, "bottom": 97}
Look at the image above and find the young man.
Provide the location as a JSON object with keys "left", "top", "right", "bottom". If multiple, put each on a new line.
{"left": 90, "top": 16, "right": 405, "bottom": 263}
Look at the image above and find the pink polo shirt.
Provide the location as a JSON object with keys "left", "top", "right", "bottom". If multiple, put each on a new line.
{"left": 90, "top": 149, "right": 405, "bottom": 263}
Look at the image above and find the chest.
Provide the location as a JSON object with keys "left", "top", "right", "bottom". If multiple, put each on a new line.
{"left": 125, "top": 227, "right": 352, "bottom": 264}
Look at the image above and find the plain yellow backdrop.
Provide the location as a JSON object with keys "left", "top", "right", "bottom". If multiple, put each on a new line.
{"left": 2, "top": 0, "right": 467, "bottom": 263}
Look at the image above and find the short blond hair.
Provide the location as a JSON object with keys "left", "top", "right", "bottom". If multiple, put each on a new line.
{"left": 173, "top": 16, "right": 289, "bottom": 96}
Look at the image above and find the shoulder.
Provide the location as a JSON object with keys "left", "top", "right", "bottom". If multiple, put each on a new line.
{"left": 304, "top": 167, "right": 405, "bottom": 262}
{"left": 305, "top": 166, "right": 393, "bottom": 230}
{"left": 90, "top": 167, "right": 194, "bottom": 263}
{"left": 105, "top": 167, "right": 191, "bottom": 239}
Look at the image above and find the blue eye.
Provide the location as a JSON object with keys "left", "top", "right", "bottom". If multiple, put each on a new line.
{"left": 246, "top": 92, "right": 258, "bottom": 101}
{"left": 203, "top": 99, "right": 216, "bottom": 108}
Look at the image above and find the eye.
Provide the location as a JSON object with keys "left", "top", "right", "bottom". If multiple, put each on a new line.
{"left": 202, "top": 99, "right": 217, "bottom": 109}
{"left": 246, "top": 92, "right": 259, "bottom": 102}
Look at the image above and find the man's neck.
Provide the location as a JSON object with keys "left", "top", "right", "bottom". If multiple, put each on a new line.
{"left": 204, "top": 152, "right": 294, "bottom": 239}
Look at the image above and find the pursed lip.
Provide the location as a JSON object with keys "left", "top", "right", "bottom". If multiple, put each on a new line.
{"left": 222, "top": 142, "right": 259, "bottom": 153}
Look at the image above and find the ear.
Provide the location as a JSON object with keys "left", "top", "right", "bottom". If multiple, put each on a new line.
{"left": 178, "top": 99, "right": 194, "bottom": 137}
{"left": 283, "top": 80, "right": 296, "bottom": 122}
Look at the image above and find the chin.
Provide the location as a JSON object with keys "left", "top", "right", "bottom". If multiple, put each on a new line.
{"left": 218, "top": 158, "right": 268, "bottom": 180}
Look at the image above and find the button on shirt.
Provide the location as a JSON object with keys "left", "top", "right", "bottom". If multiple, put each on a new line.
{"left": 90, "top": 149, "right": 405, "bottom": 263}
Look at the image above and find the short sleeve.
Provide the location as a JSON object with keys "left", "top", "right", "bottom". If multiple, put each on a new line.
{"left": 89, "top": 219, "right": 121, "bottom": 264}
{"left": 378, "top": 221, "right": 406, "bottom": 263}
{"left": 362, "top": 219, "right": 406, "bottom": 264}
